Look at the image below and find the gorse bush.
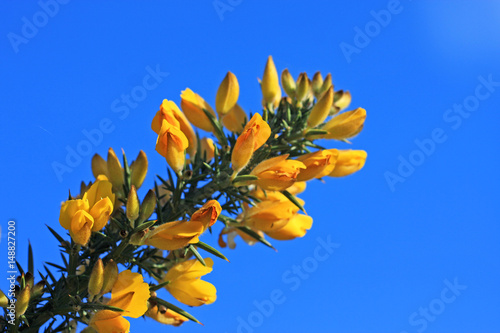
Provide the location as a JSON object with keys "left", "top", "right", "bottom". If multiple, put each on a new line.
{"left": 0, "top": 56, "right": 367, "bottom": 332}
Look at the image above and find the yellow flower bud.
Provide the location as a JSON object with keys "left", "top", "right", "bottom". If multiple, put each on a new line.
{"left": 31, "top": 281, "right": 45, "bottom": 298}
{"left": 222, "top": 104, "right": 247, "bottom": 133}
{"left": 180, "top": 88, "right": 216, "bottom": 132}
{"left": 295, "top": 72, "right": 311, "bottom": 103}
{"left": 106, "top": 148, "right": 124, "bottom": 192}
{"left": 200, "top": 138, "right": 215, "bottom": 161}
{"left": 322, "top": 107, "right": 366, "bottom": 140}
{"left": 295, "top": 149, "right": 338, "bottom": 182}
{"left": 281, "top": 69, "right": 296, "bottom": 98}
{"left": 137, "top": 189, "right": 156, "bottom": 224}
{"left": 16, "top": 285, "right": 31, "bottom": 318}
{"left": 307, "top": 86, "right": 334, "bottom": 128}
{"left": 0, "top": 289, "right": 8, "bottom": 307}
{"left": 126, "top": 185, "right": 140, "bottom": 225}
{"left": 88, "top": 259, "right": 104, "bottom": 299}
{"left": 250, "top": 154, "right": 306, "bottom": 191}
{"left": 216, "top": 71, "right": 239, "bottom": 116}
{"left": 335, "top": 90, "right": 352, "bottom": 111}
{"left": 101, "top": 260, "right": 118, "bottom": 295}
{"left": 91, "top": 154, "right": 108, "bottom": 179}
{"left": 190, "top": 200, "right": 222, "bottom": 231}
{"left": 328, "top": 150, "right": 367, "bottom": 177}
{"left": 261, "top": 56, "right": 281, "bottom": 107}
{"left": 266, "top": 214, "right": 313, "bottom": 240}
{"left": 130, "top": 150, "right": 148, "bottom": 189}
{"left": 311, "top": 72, "right": 324, "bottom": 96}
{"left": 163, "top": 258, "right": 216, "bottom": 307}
{"left": 316, "top": 73, "right": 333, "bottom": 99}
{"left": 231, "top": 113, "right": 271, "bottom": 174}
{"left": 155, "top": 120, "right": 189, "bottom": 175}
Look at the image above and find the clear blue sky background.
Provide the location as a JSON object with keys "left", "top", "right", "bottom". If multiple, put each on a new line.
{"left": 1, "top": 1, "right": 500, "bottom": 332}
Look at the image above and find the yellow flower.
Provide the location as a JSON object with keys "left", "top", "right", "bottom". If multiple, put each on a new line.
{"left": 250, "top": 154, "right": 306, "bottom": 191}
{"left": 295, "top": 149, "right": 338, "bottom": 182}
{"left": 156, "top": 120, "right": 189, "bottom": 175}
{"left": 216, "top": 71, "right": 239, "bottom": 116}
{"left": 287, "top": 181, "right": 306, "bottom": 195}
{"left": 144, "top": 200, "right": 221, "bottom": 250}
{"left": 180, "top": 88, "right": 216, "bottom": 132}
{"left": 152, "top": 100, "right": 197, "bottom": 156}
{"left": 231, "top": 113, "right": 271, "bottom": 174}
{"left": 200, "top": 138, "right": 215, "bottom": 161}
{"left": 328, "top": 150, "right": 367, "bottom": 177}
{"left": 146, "top": 306, "right": 188, "bottom": 327}
{"left": 243, "top": 199, "right": 301, "bottom": 232}
{"left": 144, "top": 220, "right": 204, "bottom": 251}
{"left": 90, "top": 270, "right": 150, "bottom": 333}
{"left": 307, "top": 86, "right": 334, "bottom": 128}
{"left": 163, "top": 258, "right": 216, "bottom": 307}
{"left": 266, "top": 214, "right": 313, "bottom": 241}
{"left": 261, "top": 56, "right": 281, "bottom": 108}
{"left": 59, "top": 179, "right": 115, "bottom": 246}
{"left": 322, "top": 107, "right": 366, "bottom": 140}
{"left": 222, "top": 104, "right": 247, "bottom": 133}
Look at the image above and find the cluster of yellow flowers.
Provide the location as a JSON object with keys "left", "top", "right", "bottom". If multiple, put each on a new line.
{"left": 8, "top": 56, "right": 367, "bottom": 332}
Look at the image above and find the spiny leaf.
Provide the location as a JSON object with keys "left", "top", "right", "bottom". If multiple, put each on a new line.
{"left": 149, "top": 280, "right": 170, "bottom": 292}
{"left": 237, "top": 226, "right": 276, "bottom": 251}
{"left": 46, "top": 225, "right": 65, "bottom": 244}
{"left": 155, "top": 297, "right": 202, "bottom": 324}
{"left": 195, "top": 241, "right": 229, "bottom": 262}
{"left": 282, "top": 190, "right": 306, "bottom": 214}
{"left": 28, "top": 241, "right": 34, "bottom": 274}
{"left": 132, "top": 220, "right": 157, "bottom": 234}
{"left": 188, "top": 244, "right": 206, "bottom": 266}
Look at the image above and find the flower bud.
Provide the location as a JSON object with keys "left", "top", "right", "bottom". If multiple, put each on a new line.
{"left": 231, "top": 113, "right": 271, "bottom": 174}
{"left": 200, "top": 138, "right": 216, "bottom": 161}
{"left": 0, "top": 289, "right": 8, "bottom": 307}
{"left": 261, "top": 56, "right": 281, "bottom": 107}
{"left": 295, "top": 73, "right": 310, "bottom": 103}
{"left": 334, "top": 90, "right": 352, "bottom": 111}
{"left": 328, "top": 150, "right": 367, "bottom": 177}
{"left": 91, "top": 154, "right": 108, "bottom": 179}
{"left": 16, "top": 285, "right": 31, "bottom": 318}
{"left": 180, "top": 88, "right": 216, "bottom": 132}
{"left": 155, "top": 120, "right": 189, "bottom": 175}
{"left": 101, "top": 260, "right": 118, "bottom": 295}
{"left": 222, "top": 104, "right": 247, "bottom": 133}
{"left": 322, "top": 107, "right": 366, "bottom": 140}
{"left": 216, "top": 71, "right": 239, "bottom": 116}
{"left": 311, "top": 72, "right": 324, "bottom": 96}
{"left": 106, "top": 148, "right": 124, "bottom": 192}
{"left": 281, "top": 69, "right": 296, "bottom": 98}
{"left": 317, "top": 73, "right": 333, "bottom": 99}
{"left": 137, "top": 189, "right": 156, "bottom": 224}
{"left": 31, "top": 281, "right": 45, "bottom": 298}
{"left": 88, "top": 259, "right": 104, "bottom": 299}
{"left": 126, "top": 185, "right": 140, "bottom": 225}
{"left": 307, "top": 86, "right": 334, "bottom": 128}
{"left": 130, "top": 150, "right": 148, "bottom": 189}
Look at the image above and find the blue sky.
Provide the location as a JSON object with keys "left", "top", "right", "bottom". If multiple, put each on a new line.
{"left": 1, "top": 1, "right": 500, "bottom": 332}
